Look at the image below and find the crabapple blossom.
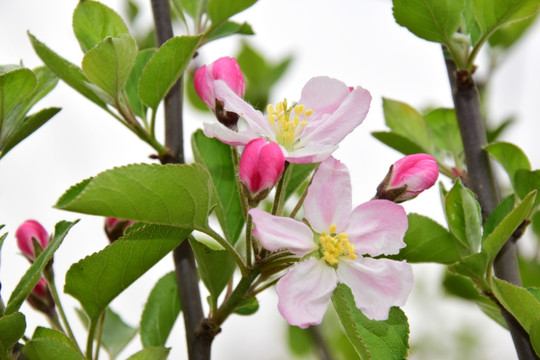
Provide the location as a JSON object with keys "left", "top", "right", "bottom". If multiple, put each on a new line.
{"left": 203, "top": 76, "right": 371, "bottom": 164}
{"left": 239, "top": 138, "right": 285, "bottom": 196}
{"left": 376, "top": 153, "right": 439, "bottom": 202}
{"left": 249, "top": 157, "right": 413, "bottom": 328}
{"left": 16, "top": 219, "right": 49, "bottom": 260}
{"left": 194, "top": 57, "right": 246, "bottom": 129}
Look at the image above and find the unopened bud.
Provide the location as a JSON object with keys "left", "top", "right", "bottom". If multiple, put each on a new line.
{"left": 240, "top": 138, "right": 285, "bottom": 204}
{"left": 16, "top": 220, "right": 49, "bottom": 260}
{"left": 194, "top": 57, "right": 245, "bottom": 129}
{"left": 376, "top": 154, "right": 438, "bottom": 203}
{"left": 105, "top": 217, "right": 135, "bottom": 243}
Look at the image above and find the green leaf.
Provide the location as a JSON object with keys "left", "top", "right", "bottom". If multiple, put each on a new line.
{"left": 531, "top": 318, "right": 540, "bottom": 356}
{"left": 287, "top": 325, "right": 314, "bottom": 356}
{"left": 5, "top": 221, "right": 77, "bottom": 315}
{"left": 205, "top": 21, "right": 254, "bottom": 42}
{"left": 382, "top": 98, "right": 431, "bottom": 152}
{"left": 444, "top": 179, "right": 482, "bottom": 254}
{"left": 73, "top": 0, "right": 130, "bottom": 53}
{"left": 392, "top": 0, "right": 466, "bottom": 43}
{"left": 190, "top": 239, "right": 235, "bottom": 307}
{"left": 492, "top": 277, "right": 540, "bottom": 332}
{"left": 28, "top": 33, "right": 108, "bottom": 109}
{"left": 126, "top": 49, "right": 155, "bottom": 119}
{"left": 371, "top": 131, "right": 427, "bottom": 156}
{"left": 233, "top": 297, "right": 259, "bottom": 315}
{"left": 101, "top": 308, "right": 138, "bottom": 357}
{"left": 56, "top": 163, "right": 214, "bottom": 230}
{"left": 65, "top": 224, "right": 190, "bottom": 321}
{"left": 449, "top": 252, "right": 490, "bottom": 287}
{"left": 0, "top": 107, "right": 61, "bottom": 159}
{"left": 138, "top": 35, "right": 201, "bottom": 109}
{"left": 0, "top": 67, "right": 36, "bottom": 122}
{"left": 518, "top": 256, "right": 540, "bottom": 288}
{"left": 283, "top": 163, "right": 318, "bottom": 202}
{"left": 171, "top": 0, "right": 201, "bottom": 19}
{"left": 126, "top": 346, "right": 170, "bottom": 360}
{"left": 473, "top": 0, "right": 540, "bottom": 39}
{"left": 22, "top": 338, "right": 85, "bottom": 360}
{"left": 515, "top": 169, "right": 540, "bottom": 209}
{"left": 207, "top": 0, "right": 257, "bottom": 28}
{"left": 489, "top": 13, "right": 538, "bottom": 48}
{"left": 483, "top": 191, "right": 535, "bottom": 259}
{"left": 32, "top": 327, "right": 78, "bottom": 352}
{"left": 0, "top": 312, "right": 26, "bottom": 356}
{"left": 442, "top": 271, "right": 482, "bottom": 300}
{"left": 331, "top": 284, "right": 409, "bottom": 360}
{"left": 485, "top": 141, "right": 531, "bottom": 189}
{"left": 140, "top": 272, "right": 181, "bottom": 348}
{"left": 82, "top": 34, "right": 137, "bottom": 101}
{"left": 21, "top": 66, "right": 59, "bottom": 114}
{"left": 483, "top": 194, "right": 515, "bottom": 240}
{"left": 390, "top": 214, "right": 463, "bottom": 264}
{"left": 424, "top": 108, "right": 463, "bottom": 157}
{"left": 192, "top": 130, "right": 244, "bottom": 243}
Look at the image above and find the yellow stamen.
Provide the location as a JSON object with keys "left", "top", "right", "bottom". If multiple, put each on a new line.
{"left": 319, "top": 224, "right": 357, "bottom": 266}
{"left": 266, "top": 99, "right": 313, "bottom": 151}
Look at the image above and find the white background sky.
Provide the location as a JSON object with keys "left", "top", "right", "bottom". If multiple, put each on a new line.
{"left": 1, "top": 0, "right": 540, "bottom": 359}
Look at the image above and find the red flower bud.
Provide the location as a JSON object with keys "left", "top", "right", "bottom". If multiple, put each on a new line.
{"left": 104, "top": 217, "right": 135, "bottom": 243}
{"left": 240, "top": 138, "right": 285, "bottom": 197}
{"left": 16, "top": 220, "right": 49, "bottom": 260}
{"left": 376, "top": 154, "right": 438, "bottom": 202}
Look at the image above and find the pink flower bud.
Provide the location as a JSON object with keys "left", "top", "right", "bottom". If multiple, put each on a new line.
{"left": 194, "top": 57, "right": 246, "bottom": 129}
{"left": 376, "top": 154, "right": 438, "bottom": 203}
{"left": 240, "top": 138, "right": 285, "bottom": 196}
{"left": 32, "top": 278, "right": 48, "bottom": 298}
{"left": 105, "top": 217, "right": 135, "bottom": 243}
{"left": 16, "top": 220, "right": 49, "bottom": 259}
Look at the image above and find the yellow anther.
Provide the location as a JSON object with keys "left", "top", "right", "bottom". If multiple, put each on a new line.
{"left": 319, "top": 224, "right": 356, "bottom": 265}
{"left": 294, "top": 104, "right": 305, "bottom": 114}
{"left": 266, "top": 99, "right": 313, "bottom": 151}
{"left": 304, "top": 109, "right": 313, "bottom": 117}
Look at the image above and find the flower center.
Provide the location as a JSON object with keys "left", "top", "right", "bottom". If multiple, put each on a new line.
{"left": 267, "top": 99, "right": 313, "bottom": 151}
{"left": 319, "top": 224, "right": 357, "bottom": 265}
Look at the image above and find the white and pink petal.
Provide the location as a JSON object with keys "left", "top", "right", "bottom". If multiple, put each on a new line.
{"left": 276, "top": 258, "right": 338, "bottom": 328}
{"left": 249, "top": 208, "right": 317, "bottom": 256}
{"left": 336, "top": 257, "right": 413, "bottom": 321}
{"left": 346, "top": 200, "right": 408, "bottom": 257}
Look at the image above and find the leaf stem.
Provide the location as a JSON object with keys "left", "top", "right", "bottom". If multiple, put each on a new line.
{"left": 245, "top": 214, "right": 253, "bottom": 268}
{"left": 271, "top": 162, "right": 290, "bottom": 216}
{"left": 213, "top": 269, "right": 259, "bottom": 326}
{"left": 46, "top": 273, "right": 80, "bottom": 351}
{"left": 86, "top": 320, "right": 97, "bottom": 360}
{"left": 93, "top": 312, "right": 105, "bottom": 360}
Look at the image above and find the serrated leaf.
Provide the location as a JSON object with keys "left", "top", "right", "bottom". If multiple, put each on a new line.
{"left": 483, "top": 195, "right": 516, "bottom": 240}
{"left": 371, "top": 131, "right": 427, "bottom": 156}
{"left": 192, "top": 130, "right": 244, "bottom": 243}
{"left": 126, "top": 49, "right": 155, "bottom": 119}
{"left": 425, "top": 108, "right": 463, "bottom": 157}
{"left": 140, "top": 272, "right": 181, "bottom": 348}
{"left": 21, "top": 66, "right": 58, "bottom": 114}
{"left": 0, "top": 67, "right": 36, "bottom": 122}
{"left": 0, "top": 107, "right": 61, "bottom": 159}
{"left": 444, "top": 179, "right": 482, "bottom": 254}
{"left": 331, "top": 284, "right": 409, "bottom": 360}
{"left": 392, "top": 0, "right": 465, "bottom": 43}
{"left": 32, "top": 327, "right": 78, "bottom": 352}
{"left": 65, "top": 224, "right": 190, "bottom": 321}
{"left": 5, "top": 221, "right": 77, "bottom": 315}
{"left": 206, "top": 21, "right": 254, "bottom": 42}
{"left": 82, "top": 34, "right": 137, "bottom": 101}
{"left": 126, "top": 346, "right": 170, "bottom": 360}
{"left": 207, "top": 0, "right": 257, "bottom": 28}
{"left": 22, "top": 338, "right": 85, "bottom": 360}
{"left": 382, "top": 98, "right": 431, "bottom": 152}
{"left": 0, "top": 312, "right": 26, "bottom": 356}
{"left": 190, "top": 239, "right": 235, "bottom": 307}
{"left": 56, "top": 163, "right": 214, "bottom": 230}
{"left": 473, "top": 0, "right": 540, "bottom": 38}
{"left": 492, "top": 277, "right": 540, "bottom": 333}
{"left": 138, "top": 35, "right": 201, "bottom": 109}
{"left": 515, "top": 169, "right": 540, "bottom": 209}
{"left": 390, "top": 214, "right": 463, "bottom": 264}
{"left": 73, "top": 0, "right": 130, "bottom": 53}
{"left": 449, "top": 252, "right": 490, "bottom": 287}
{"left": 28, "top": 33, "right": 108, "bottom": 109}
{"left": 483, "top": 191, "right": 535, "bottom": 259}
{"left": 485, "top": 141, "right": 531, "bottom": 189}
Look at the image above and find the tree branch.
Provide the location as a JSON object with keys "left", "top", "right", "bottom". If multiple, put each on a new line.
{"left": 150, "top": 1, "right": 211, "bottom": 358}
{"left": 445, "top": 56, "right": 539, "bottom": 360}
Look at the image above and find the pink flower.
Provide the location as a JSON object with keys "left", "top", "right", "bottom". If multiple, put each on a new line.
{"left": 32, "top": 278, "right": 48, "bottom": 298}
{"left": 203, "top": 76, "right": 371, "bottom": 164}
{"left": 249, "top": 157, "right": 413, "bottom": 328}
{"left": 194, "top": 57, "right": 245, "bottom": 129}
{"left": 16, "top": 220, "right": 49, "bottom": 259}
{"left": 376, "top": 154, "right": 439, "bottom": 202}
{"left": 240, "top": 138, "right": 285, "bottom": 195}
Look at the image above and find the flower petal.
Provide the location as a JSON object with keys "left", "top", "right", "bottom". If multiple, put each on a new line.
{"left": 214, "top": 80, "right": 273, "bottom": 136}
{"left": 302, "top": 85, "right": 371, "bottom": 146}
{"left": 304, "top": 157, "right": 352, "bottom": 233}
{"left": 276, "top": 258, "right": 338, "bottom": 328}
{"left": 284, "top": 143, "right": 338, "bottom": 164}
{"left": 337, "top": 257, "right": 413, "bottom": 321}
{"left": 346, "top": 200, "right": 407, "bottom": 256}
{"left": 202, "top": 122, "right": 255, "bottom": 146}
{"left": 298, "top": 77, "right": 351, "bottom": 118}
{"left": 249, "top": 208, "right": 317, "bottom": 256}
